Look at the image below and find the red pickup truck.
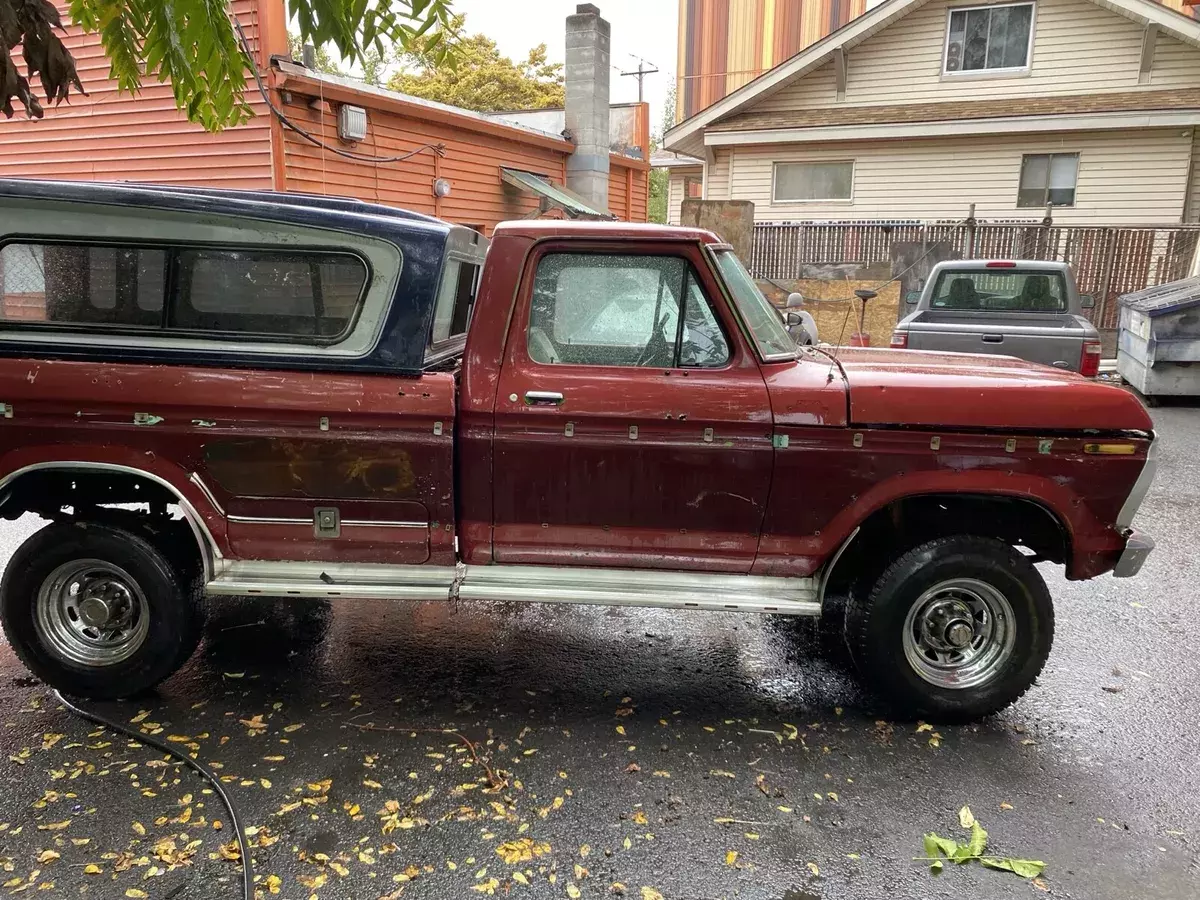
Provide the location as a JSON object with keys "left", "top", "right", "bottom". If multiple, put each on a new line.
{"left": 0, "top": 181, "right": 1156, "bottom": 720}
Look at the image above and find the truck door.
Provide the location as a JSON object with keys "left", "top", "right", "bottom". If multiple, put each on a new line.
{"left": 490, "top": 242, "right": 774, "bottom": 573}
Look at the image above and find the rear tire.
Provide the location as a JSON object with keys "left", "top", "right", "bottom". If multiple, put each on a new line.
{"left": 845, "top": 535, "right": 1053, "bottom": 722}
{"left": 1, "top": 522, "right": 203, "bottom": 698}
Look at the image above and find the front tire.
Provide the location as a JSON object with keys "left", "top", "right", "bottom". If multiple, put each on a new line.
{"left": 845, "top": 536, "right": 1054, "bottom": 722}
{"left": 1, "top": 522, "right": 202, "bottom": 698}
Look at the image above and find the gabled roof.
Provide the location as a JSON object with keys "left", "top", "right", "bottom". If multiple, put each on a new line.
{"left": 663, "top": 0, "right": 1200, "bottom": 156}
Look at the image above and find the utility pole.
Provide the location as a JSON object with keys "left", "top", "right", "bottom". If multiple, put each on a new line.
{"left": 620, "top": 58, "right": 659, "bottom": 103}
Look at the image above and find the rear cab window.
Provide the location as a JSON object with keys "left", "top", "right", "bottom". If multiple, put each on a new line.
{"left": 0, "top": 241, "right": 369, "bottom": 342}
{"left": 427, "top": 226, "right": 489, "bottom": 355}
{"left": 930, "top": 270, "right": 1068, "bottom": 312}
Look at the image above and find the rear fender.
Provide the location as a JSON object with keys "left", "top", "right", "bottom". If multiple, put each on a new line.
{"left": 0, "top": 445, "right": 225, "bottom": 581}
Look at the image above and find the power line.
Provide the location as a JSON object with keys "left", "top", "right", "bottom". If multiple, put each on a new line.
{"left": 620, "top": 58, "right": 659, "bottom": 103}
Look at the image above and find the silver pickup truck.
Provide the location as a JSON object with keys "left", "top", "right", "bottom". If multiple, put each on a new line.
{"left": 890, "top": 260, "right": 1103, "bottom": 375}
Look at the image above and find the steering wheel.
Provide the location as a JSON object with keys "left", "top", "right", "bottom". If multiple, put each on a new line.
{"left": 634, "top": 313, "right": 672, "bottom": 367}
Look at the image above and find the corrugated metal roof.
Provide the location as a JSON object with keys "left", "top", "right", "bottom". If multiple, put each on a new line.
{"left": 1119, "top": 274, "right": 1200, "bottom": 315}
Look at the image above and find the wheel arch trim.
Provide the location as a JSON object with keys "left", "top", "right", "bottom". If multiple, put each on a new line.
{"left": 0, "top": 461, "right": 221, "bottom": 583}
{"left": 816, "top": 490, "right": 1072, "bottom": 604}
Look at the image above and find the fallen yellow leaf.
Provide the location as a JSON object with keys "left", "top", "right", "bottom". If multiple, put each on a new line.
{"left": 725, "top": 850, "right": 738, "bottom": 866}
{"left": 83, "top": 864, "right": 102, "bottom": 875}
{"left": 567, "top": 884, "right": 581, "bottom": 899}
{"left": 126, "top": 891, "right": 148, "bottom": 899}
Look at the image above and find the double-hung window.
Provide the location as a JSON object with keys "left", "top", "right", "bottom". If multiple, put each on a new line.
{"left": 944, "top": 2, "right": 1035, "bottom": 75}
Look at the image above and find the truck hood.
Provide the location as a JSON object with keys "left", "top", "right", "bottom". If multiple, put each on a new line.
{"left": 835, "top": 347, "right": 1154, "bottom": 432}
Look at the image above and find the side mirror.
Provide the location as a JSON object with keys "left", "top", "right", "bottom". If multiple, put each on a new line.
{"left": 1080, "top": 294, "right": 1096, "bottom": 309}
{"left": 785, "top": 311, "right": 803, "bottom": 327}
{"left": 785, "top": 292, "right": 806, "bottom": 308}
{"left": 906, "top": 290, "right": 921, "bottom": 305}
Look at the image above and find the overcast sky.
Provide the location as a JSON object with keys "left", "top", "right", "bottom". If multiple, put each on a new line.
{"left": 450, "top": 0, "right": 679, "bottom": 135}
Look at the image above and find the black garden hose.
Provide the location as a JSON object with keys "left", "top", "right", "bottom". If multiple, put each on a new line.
{"left": 53, "top": 690, "right": 253, "bottom": 900}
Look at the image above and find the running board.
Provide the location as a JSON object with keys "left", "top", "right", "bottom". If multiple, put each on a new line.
{"left": 206, "top": 561, "right": 820, "bottom": 616}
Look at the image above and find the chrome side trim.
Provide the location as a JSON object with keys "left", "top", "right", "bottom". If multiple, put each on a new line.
{"left": 225, "top": 516, "right": 309, "bottom": 526}
{"left": 189, "top": 473, "right": 226, "bottom": 517}
{"left": 817, "top": 525, "right": 860, "bottom": 607}
{"left": 207, "top": 560, "right": 456, "bottom": 600}
{"left": 204, "top": 560, "right": 820, "bottom": 615}
{"left": 342, "top": 520, "right": 427, "bottom": 529}
{"left": 224, "top": 515, "right": 426, "bottom": 529}
{"left": 0, "top": 461, "right": 219, "bottom": 582}
{"left": 459, "top": 565, "right": 819, "bottom": 615}
{"left": 1117, "top": 440, "right": 1158, "bottom": 529}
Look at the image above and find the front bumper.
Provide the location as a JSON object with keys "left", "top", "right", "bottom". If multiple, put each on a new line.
{"left": 1113, "top": 529, "right": 1154, "bottom": 578}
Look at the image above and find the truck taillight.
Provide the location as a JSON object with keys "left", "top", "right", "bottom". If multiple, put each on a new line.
{"left": 890, "top": 332, "right": 908, "bottom": 349}
{"left": 1080, "top": 339, "right": 1102, "bottom": 377}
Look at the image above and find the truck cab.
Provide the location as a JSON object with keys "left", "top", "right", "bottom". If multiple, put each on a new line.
{"left": 0, "top": 181, "right": 1156, "bottom": 721}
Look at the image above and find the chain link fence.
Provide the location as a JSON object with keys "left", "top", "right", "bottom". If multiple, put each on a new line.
{"left": 751, "top": 221, "right": 1200, "bottom": 329}
{"left": 0, "top": 244, "right": 48, "bottom": 321}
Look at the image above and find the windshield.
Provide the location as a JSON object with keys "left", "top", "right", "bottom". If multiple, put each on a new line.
{"left": 930, "top": 270, "right": 1068, "bottom": 312}
{"left": 711, "top": 249, "right": 796, "bottom": 360}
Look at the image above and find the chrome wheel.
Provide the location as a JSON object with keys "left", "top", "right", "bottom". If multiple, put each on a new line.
{"left": 901, "top": 578, "right": 1015, "bottom": 689}
{"left": 34, "top": 560, "right": 150, "bottom": 667}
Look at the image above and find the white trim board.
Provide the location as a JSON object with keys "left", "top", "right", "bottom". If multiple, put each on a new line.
{"left": 704, "top": 109, "right": 1200, "bottom": 146}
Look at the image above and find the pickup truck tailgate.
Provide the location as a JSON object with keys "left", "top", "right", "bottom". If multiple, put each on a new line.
{"left": 904, "top": 310, "right": 1088, "bottom": 369}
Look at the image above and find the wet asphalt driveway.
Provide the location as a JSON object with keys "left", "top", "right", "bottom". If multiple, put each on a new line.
{"left": 0, "top": 406, "right": 1197, "bottom": 900}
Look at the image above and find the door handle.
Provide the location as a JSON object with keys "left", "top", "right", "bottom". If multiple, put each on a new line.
{"left": 982, "top": 334, "right": 1004, "bottom": 343}
{"left": 524, "top": 390, "right": 565, "bottom": 407}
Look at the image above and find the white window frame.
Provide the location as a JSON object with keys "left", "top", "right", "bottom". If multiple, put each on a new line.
{"left": 1016, "top": 151, "right": 1080, "bottom": 209}
{"left": 771, "top": 160, "right": 856, "bottom": 204}
{"left": 943, "top": 2, "right": 1037, "bottom": 78}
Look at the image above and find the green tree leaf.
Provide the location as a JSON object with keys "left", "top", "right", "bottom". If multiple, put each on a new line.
{"left": 931, "top": 835, "right": 960, "bottom": 859}
{"left": 387, "top": 14, "right": 562, "bottom": 112}
{"left": 966, "top": 821, "right": 989, "bottom": 859}
{"left": 4, "top": 0, "right": 459, "bottom": 130}
{"left": 1008, "top": 858, "right": 1046, "bottom": 878}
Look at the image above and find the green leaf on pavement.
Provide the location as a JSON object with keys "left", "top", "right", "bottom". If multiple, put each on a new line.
{"left": 932, "top": 835, "right": 960, "bottom": 858}
{"left": 966, "top": 821, "right": 989, "bottom": 858}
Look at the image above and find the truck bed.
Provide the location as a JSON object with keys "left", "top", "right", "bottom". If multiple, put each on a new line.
{"left": 903, "top": 309, "right": 1091, "bottom": 369}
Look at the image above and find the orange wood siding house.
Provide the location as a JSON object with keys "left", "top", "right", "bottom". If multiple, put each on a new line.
{"left": 675, "top": 0, "right": 1200, "bottom": 121}
{"left": 0, "top": 0, "right": 649, "bottom": 233}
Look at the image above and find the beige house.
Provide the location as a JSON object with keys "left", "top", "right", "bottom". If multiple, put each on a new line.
{"left": 663, "top": 0, "right": 1200, "bottom": 226}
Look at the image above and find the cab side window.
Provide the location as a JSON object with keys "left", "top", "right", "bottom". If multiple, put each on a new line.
{"left": 527, "top": 253, "right": 729, "bottom": 368}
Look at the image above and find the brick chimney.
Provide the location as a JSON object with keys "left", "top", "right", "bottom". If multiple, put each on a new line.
{"left": 564, "top": 4, "right": 611, "bottom": 210}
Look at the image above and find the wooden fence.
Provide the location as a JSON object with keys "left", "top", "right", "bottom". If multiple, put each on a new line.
{"left": 750, "top": 221, "right": 1200, "bottom": 329}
